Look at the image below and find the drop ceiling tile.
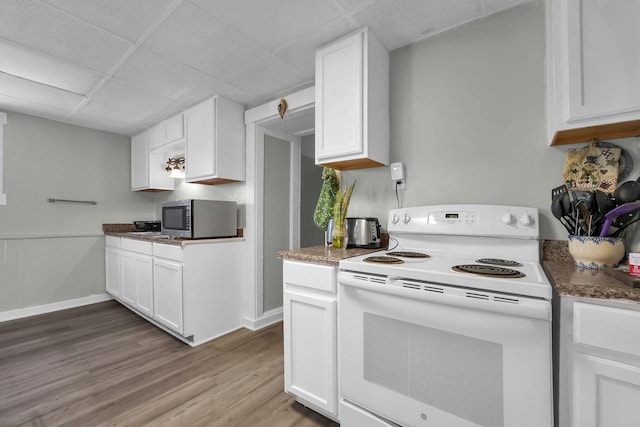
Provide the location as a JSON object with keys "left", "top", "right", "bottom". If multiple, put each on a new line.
{"left": 0, "top": 71, "right": 86, "bottom": 111}
{"left": 91, "top": 78, "right": 176, "bottom": 118}
{"left": 335, "top": 0, "right": 381, "bottom": 14}
{"left": 114, "top": 48, "right": 219, "bottom": 99}
{"left": 70, "top": 98, "right": 146, "bottom": 134}
{"left": 225, "top": 55, "right": 308, "bottom": 102}
{"left": 182, "top": 82, "right": 256, "bottom": 108}
{"left": 0, "top": 0, "right": 132, "bottom": 73}
{"left": 481, "top": 0, "right": 529, "bottom": 15}
{"left": 353, "top": 0, "right": 483, "bottom": 50}
{"left": 40, "top": 0, "right": 177, "bottom": 42}
{"left": 0, "top": 39, "right": 102, "bottom": 95}
{"left": 190, "top": 0, "right": 344, "bottom": 51}
{"left": 143, "top": 2, "right": 268, "bottom": 80}
{"left": 275, "top": 17, "right": 358, "bottom": 77}
{"left": 0, "top": 94, "right": 75, "bottom": 123}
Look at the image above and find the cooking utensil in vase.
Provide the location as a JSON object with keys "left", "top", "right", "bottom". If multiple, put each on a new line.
{"left": 613, "top": 180, "right": 640, "bottom": 204}
{"left": 551, "top": 198, "right": 574, "bottom": 234}
{"left": 599, "top": 201, "right": 640, "bottom": 237}
{"left": 560, "top": 192, "right": 579, "bottom": 231}
{"left": 610, "top": 212, "right": 640, "bottom": 237}
{"left": 551, "top": 185, "right": 568, "bottom": 201}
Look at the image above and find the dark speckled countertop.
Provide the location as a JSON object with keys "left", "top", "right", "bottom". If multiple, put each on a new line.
{"left": 103, "top": 224, "right": 244, "bottom": 246}
{"left": 278, "top": 245, "right": 383, "bottom": 266}
{"left": 280, "top": 239, "right": 640, "bottom": 305}
{"left": 543, "top": 240, "right": 640, "bottom": 304}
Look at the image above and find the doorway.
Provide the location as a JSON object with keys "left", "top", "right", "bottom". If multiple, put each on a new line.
{"left": 243, "top": 87, "right": 317, "bottom": 329}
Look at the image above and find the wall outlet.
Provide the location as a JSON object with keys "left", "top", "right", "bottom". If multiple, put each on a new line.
{"left": 393, "top": 179, "right": 406, "bottom": 190}
{"left": 390, "top": 162, "right": 406, "bottom": 190}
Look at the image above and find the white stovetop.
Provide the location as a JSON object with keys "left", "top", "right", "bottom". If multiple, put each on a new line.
{"left": 339, "top": 247, "right": 551, "bottom": 300}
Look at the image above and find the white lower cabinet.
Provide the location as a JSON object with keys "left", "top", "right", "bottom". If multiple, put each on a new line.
{"left": 119, "top": 239, "right": 153, "bottom": 317}
{"left": 283, "top": 260, "right": 338, "bottom": 420}
{"left": 105, "top": 237, "right": 121, "bottom": 298}
{"left": 105, "top": 236, "right": 243, "bottom": 346}
{"left": 558, "top": 297, "right": 640, "bottom": 427}
{"left": 153, "top": 258, "right": 183, "bottom": 334}
{"left": 574, "top": 353, "right": 640, "bottom": 427}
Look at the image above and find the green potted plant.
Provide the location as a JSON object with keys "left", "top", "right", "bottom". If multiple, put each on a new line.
{"left": 331, "top": 173, "right": 356, "bottom": 249}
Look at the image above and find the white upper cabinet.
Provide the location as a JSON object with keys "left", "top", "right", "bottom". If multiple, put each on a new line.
{"left": 547, "top": 0, "right": 640, "bottom": 145}
{"left": 184, "top": 95, "right": 245, "bottom": 185}
{"left": 315, "top": 28, "right": 389, "bottom": 169}
{"left": 130, "top": 96, "right": 245, "bottom": 191}
{"left": 130, "top": 129, "right": 176, "bottom": 192}
{"left": 148, "top": 113, "right": 185, "bottom": 150}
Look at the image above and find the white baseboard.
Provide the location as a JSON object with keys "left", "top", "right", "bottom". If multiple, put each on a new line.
{"left": 243, "top": 308, "right": 283, "bottom": 331}
{"left": 0, "top": 293, "right": 113, "bottom": 323}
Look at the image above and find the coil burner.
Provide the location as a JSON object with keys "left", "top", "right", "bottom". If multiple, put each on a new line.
{"left": 476, "top": 258, "right": 523, "bottom": 267}
{"left": 386, "top": 251, "right": 430, "bottom": 259}
{"left": 452, "top": 264, "right": 525, "bottom": 278}
{"left": 363, "top": 256, "right": 404, "bottom": 264}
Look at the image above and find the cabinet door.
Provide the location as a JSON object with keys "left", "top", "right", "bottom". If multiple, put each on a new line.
{"left": 105, "top": 246, "right": 121, "bottom": 298}
{"left": 147, "top": 124, "right": 165, "bottom": 150}
{"left": 131, "top": 131, "right": 149, "bottom": 190}
{"left": 153, "top": 258, "right": 183, "bottom": 334}
{"left": 185, "top": 97, "right": 215, "bottom": 180}
{"left": 120, "top": 251, "right": 136, "bottom": 306}
{"left": 566, "top": 0, "right": 640, "bottom": 122}
{"left": 134, "top": 254, "right": 153, "bottom": 317}
{"left": 574, "top": 353, "right": 640, "bottom": 427}
{"left": 315, "top": 30, "right": 364, "bottom": 162}
{"left": 164, "top": 114, "right": 184, "bottom": 144}
{"left": 283, "top": 289, "right": 337, "bottom": 416}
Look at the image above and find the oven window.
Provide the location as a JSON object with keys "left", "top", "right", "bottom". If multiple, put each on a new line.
{"left": 163, "top": 206, "right": 186, "bottom": 230}
{"left": 363, "top": 313, "right": 504, "bottom": 427}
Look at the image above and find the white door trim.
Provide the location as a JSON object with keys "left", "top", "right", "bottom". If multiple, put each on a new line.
{"left": 243, "top": 87, "right": 315, "bottom": 328}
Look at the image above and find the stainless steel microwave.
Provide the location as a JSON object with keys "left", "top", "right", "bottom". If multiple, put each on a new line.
{"left": 161, "top": 199, "right": 237, "bottom": 239}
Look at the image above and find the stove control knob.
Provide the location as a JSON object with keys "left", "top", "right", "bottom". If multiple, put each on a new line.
{"left": 392, "top": 214, "right": 400, "bottom": 224}
{"left": 502, "top": 212, "right": 515, "bottom": 225}
{"left": 402, "top": 213, "right": 411, "bottom": 224}
{"left": 520, "top": 213, "right": 533, "bottom": 226}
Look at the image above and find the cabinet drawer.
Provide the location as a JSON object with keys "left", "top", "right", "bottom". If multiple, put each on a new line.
{"left": 153, "top": 243, "right": 183, "bottom": 261}
{"left": 121, "top": 238, "right": 152, "bottom": 254}
{"left": 105, "top": 235, "right": 120, "bottom": 248}
{"left": 284, "top": 260, "right": 336, "bottom": 293}
{"left": 574, "top": 302, "right": 640, "bottom": 357}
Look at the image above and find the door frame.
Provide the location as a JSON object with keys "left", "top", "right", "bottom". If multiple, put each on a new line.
{"left": 244, "top": 86, "right": 315, "bottom": 329}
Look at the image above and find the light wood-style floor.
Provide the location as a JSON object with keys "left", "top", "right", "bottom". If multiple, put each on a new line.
{"left": 0, "top": 301, "right": 339, "bottom": 427}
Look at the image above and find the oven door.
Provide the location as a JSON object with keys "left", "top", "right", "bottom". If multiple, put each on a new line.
{"left": 338, "top": 272, "right": 553, "bottom": 427}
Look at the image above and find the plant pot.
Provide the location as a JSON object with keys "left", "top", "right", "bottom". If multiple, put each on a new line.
{"left": 567, "top": 235, "right": 625, "bottom": 269}
{"left": 331, "top": 221, "right": 348, "bottom": 249}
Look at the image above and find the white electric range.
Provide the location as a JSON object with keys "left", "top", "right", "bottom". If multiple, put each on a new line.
{"left": 338, "top": 204, "right": 553, "bottom": 427}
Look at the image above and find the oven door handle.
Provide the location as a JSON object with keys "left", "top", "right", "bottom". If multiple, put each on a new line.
{"left": 338, "top": 273, "right": 551, "bottom": 321}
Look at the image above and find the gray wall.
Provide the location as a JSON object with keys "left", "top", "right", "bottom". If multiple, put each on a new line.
{"left": 300, "top": 134, "right": 324, "bottom": 247}
{"left": 340, "top": 0, "right": 617, "bottom": 241}
{"left": 0, "top": 111, "right": 156, "bottom": 312}
{"left": 262, "top": 134, "right": 290, "bottom": 312}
